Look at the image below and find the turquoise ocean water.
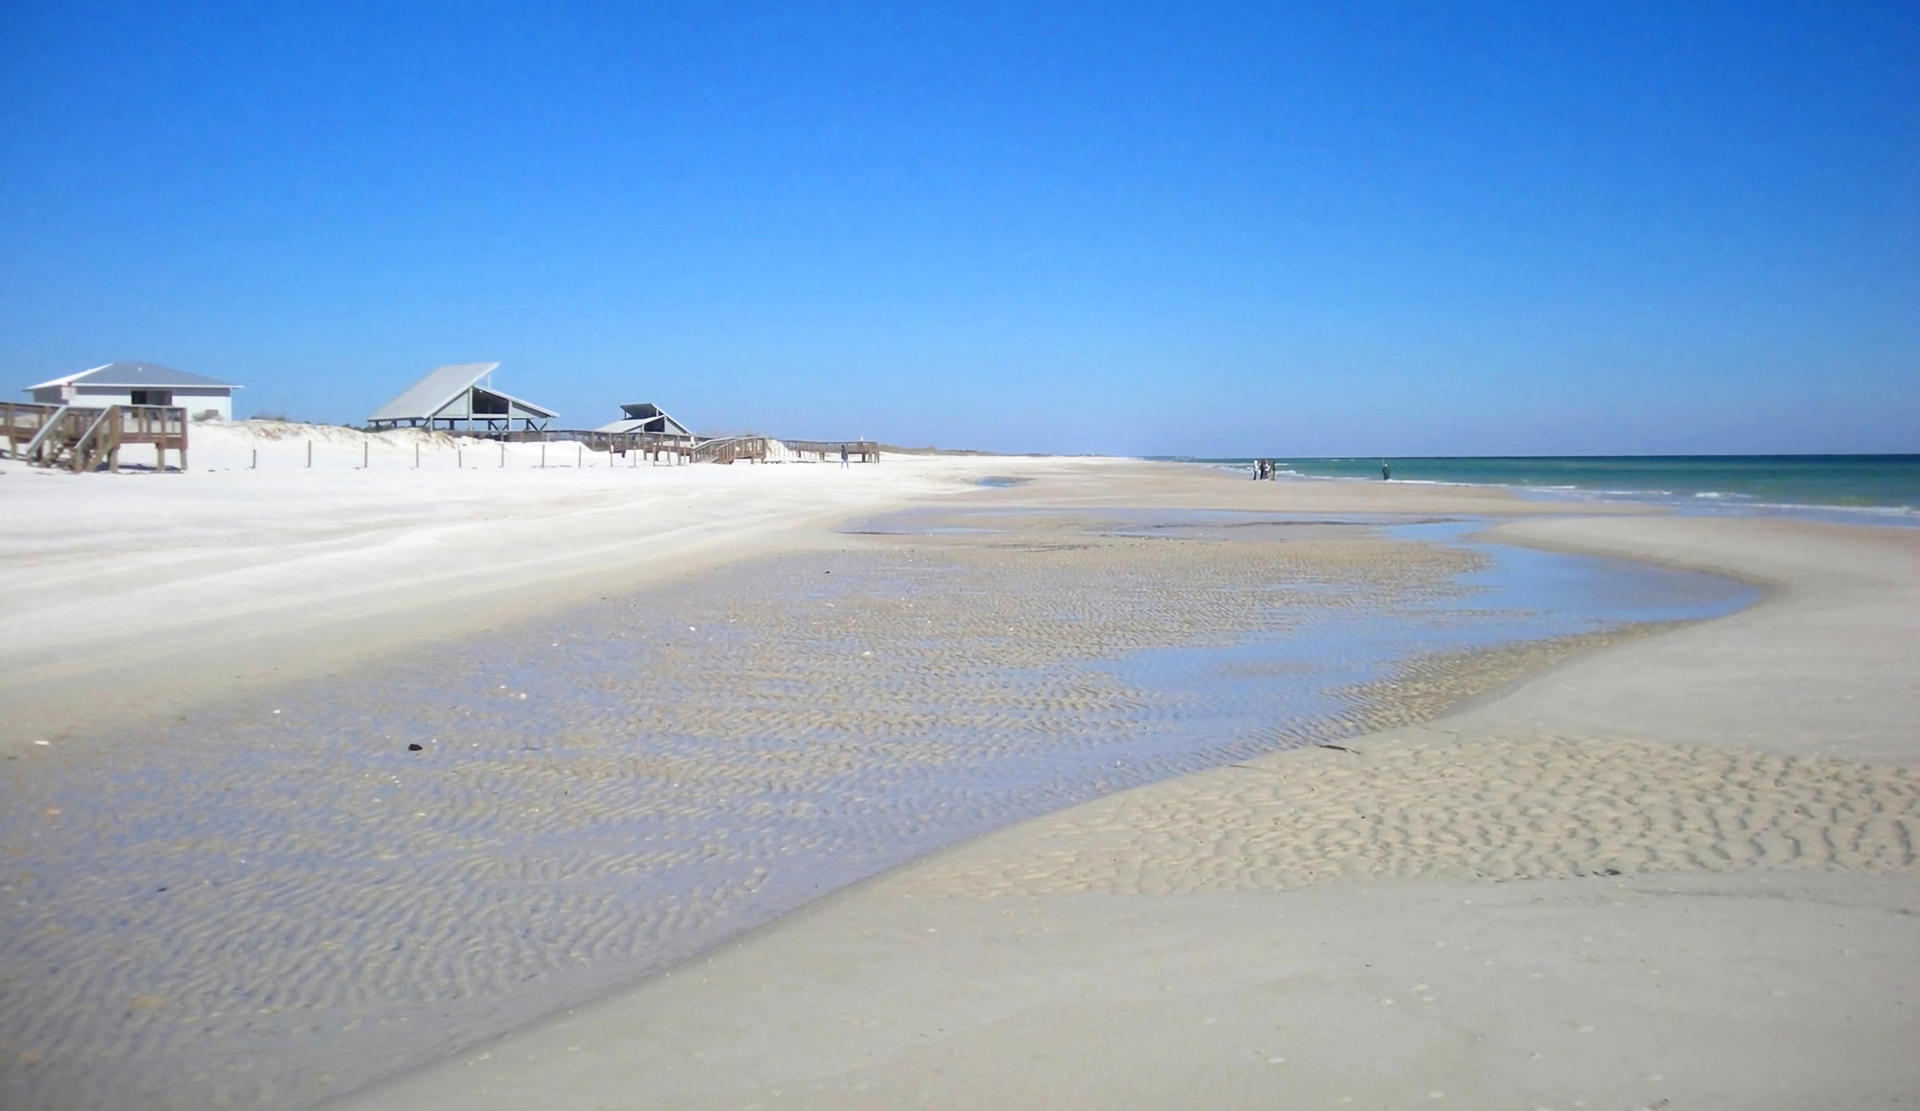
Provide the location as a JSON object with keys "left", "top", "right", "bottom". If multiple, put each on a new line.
{"left": 1173, "top": 455, "right": 1920, "bottom": 522}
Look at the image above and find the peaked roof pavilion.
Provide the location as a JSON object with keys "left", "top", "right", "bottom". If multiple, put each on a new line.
{"left": 596, "top": 402, "right": 694, "bottom": 438}
{"left": 366, "top": 362, "right": 557, "bottom": 431}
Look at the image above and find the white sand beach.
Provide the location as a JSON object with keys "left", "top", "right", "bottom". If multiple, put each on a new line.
{"left": 11, "top": 3, "right": 1915, "bottom": 1107}
{"left": 334, "top": 488, "right": 1920, "bottom": 1109}
{"left": 0, "top": 422, "right": 1611, "bottom": 747}
{"left": 3, "top": 432, "right": 1915, "bottom": 1110}
{"left": 0, "top": 423, "right": 1117, "bottom": 747}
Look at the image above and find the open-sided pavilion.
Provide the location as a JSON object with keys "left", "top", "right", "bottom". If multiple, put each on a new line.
{"left": 366, "top": 363, "right": 556, "bottom": 434}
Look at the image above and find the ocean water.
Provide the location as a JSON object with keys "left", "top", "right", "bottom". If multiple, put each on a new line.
{"left": 1177, "top": 454, "right": 1920, "bottom": 521}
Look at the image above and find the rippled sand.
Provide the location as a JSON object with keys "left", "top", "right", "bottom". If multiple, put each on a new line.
{"left": 323, "top": 516, "right": 1918, "bottom": 1111}
{"left": 0, "top": 511, "right": 1737, "bottom": 1109}
{"left": 894, "top": 730, "right": 1920, "bottom": 896}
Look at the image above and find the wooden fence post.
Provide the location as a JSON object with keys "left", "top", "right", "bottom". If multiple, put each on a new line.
{"left": 307, "top": 440, "right": 312, "bottom": 468}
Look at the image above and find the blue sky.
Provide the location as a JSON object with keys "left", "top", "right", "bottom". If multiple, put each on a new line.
{"left": 3, "top": 1, "right": 1915, "bottom": 455}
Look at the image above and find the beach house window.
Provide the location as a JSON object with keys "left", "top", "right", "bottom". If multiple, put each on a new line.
{"left": 130, "top": 389, "right": 173, "bottom": 406}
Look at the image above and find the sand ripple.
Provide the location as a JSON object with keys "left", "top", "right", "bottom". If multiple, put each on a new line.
{"left": 0, "top": 512, "right": 1749, "bottom": 1109}
{"left": 898, "top": 731, "right": 1920, "bottom": 896}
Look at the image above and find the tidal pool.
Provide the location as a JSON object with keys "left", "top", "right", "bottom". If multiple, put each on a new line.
{"left": 0, "top": 509, "right": 1755, "bottom": 1110}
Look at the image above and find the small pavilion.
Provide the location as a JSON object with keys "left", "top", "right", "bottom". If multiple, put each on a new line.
{"left": 595, "top": 402, "right": 694, "bottom": 440}
{"left": 366, "top": 363, "right": 556, "bottom": 433}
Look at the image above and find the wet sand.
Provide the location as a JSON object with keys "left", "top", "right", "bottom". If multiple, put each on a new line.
{"left": 6, "top": 454, "right": 1910, "bottom": 1108}
{"left": 0, "top": 446, "right": 1128, "bottom": 748}
{"left": 338, "top": 515, "right": 1920, "bottom": 1110}
{"left": 4, "top": 489, "right": 1720, "bottom": 1108}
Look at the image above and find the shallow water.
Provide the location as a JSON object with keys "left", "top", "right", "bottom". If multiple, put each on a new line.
{"left": 0, "top": 510, "right": 1754, "bottom": 1109}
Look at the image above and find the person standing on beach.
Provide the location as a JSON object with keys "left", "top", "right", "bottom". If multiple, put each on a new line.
{"left": 840, "top": 444, "right": 850, "bottom": 469}
{"left": 1382, "top": 460, "right": 1391, "bottom": 480}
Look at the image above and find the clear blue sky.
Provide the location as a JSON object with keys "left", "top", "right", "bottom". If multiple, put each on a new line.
{"left": 3, "top": 1, "right": 1915, "bottom": 455}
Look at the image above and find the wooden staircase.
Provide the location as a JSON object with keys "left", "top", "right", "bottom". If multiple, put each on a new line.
{"left": 2, "top": 402, "right": 189, "bottom": 472}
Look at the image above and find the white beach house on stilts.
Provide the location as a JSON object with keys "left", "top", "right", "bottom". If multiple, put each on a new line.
{"left": 6, "top": 361, "right": 217, "bottom": 471}
{"left": 366, "top": 362, "right": 557, "bottom": 434}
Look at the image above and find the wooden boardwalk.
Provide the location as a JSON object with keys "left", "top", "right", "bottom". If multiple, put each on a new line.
{"left": 494, "top": 430, "right": 879, "bottom": 465}
{"left": 0, "top": 408, "right": 877, "bottom": 473}
{"left": 785, "top": 439, "right": 880, "bottom": 463}
{"left": 500, "top": 427, "right": 696, "bottom": 463}
{"left": 2, "top": 402, "right": 189, "bottom": 472}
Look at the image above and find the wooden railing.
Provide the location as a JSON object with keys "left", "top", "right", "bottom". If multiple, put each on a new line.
{"left": 2, "top": 402, "right": 189, "bottom": 471}
{"left": 785, "top": 439, "right": 880, "bottom": 463}
{"left": 498, "top": 428, "right": 696, "bottom": 461}
{"left": 2, "top": 402, "right": 63, "bottom": 459}
{"left": 489, "top": 432, "right": 875, "bottom": 465}
{"left": 690, "top": 436, "right": 769, "bottom": 464}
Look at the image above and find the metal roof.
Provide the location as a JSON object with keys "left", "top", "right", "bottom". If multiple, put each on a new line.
{"left": 29, "top": 362, "right": 240, "bottom": 391}
{"left": 367, "top": 362, "right": 556, "bottom": 422}
{"left": 596, "top": 401, "right": 691, "bottom": 436}
{"left": 597, "top": 417, "right": 694, "bottom": 436}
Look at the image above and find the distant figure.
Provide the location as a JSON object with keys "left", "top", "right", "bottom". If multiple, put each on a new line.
{"left": 840, "top": 444, "right": 850, "bottom": 469}
{"left": 1382, "top": 460, "right": 1391, "bottom": 481}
